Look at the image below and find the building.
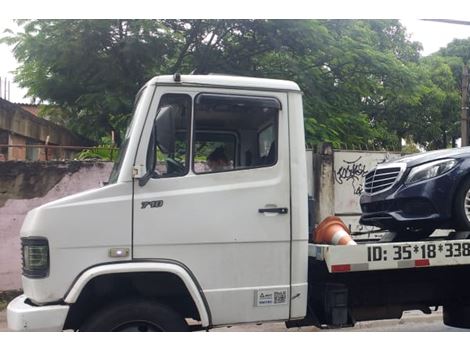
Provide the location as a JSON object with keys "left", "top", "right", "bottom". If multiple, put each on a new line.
{"left": 0, "top": 98, "right": 91, "bottom": 161}
{"left": 14, "top": 103, "right": 40, "bottom": 117}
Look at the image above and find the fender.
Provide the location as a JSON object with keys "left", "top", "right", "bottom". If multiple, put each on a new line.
{"left": 63, "top": 261, "right": 211, "bottom": 327}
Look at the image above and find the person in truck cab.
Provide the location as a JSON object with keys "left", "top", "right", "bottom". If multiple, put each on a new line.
{"left": 207, "top": 147, "right": 231, "bottom": 172}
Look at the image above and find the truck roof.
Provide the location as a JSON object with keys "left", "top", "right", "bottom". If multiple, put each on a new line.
{"left": 148, "top": 74, "right": 301, "bottom": 92}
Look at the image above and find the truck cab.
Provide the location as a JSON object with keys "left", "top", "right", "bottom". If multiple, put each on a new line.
{"left": 8, "top": 75, "right": 309, "bottom": 331}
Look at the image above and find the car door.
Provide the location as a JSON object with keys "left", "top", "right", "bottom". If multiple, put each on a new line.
{"left": 132, "top": 87, "right": 291, "bottom": 325}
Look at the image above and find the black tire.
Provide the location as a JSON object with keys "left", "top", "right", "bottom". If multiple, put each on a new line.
{"left": 79, "top": 299, "right": 189, "bottom": 332}
{"left": 453, "top": 177, "right": 470, "bottom": 230}
{"left": 444, "top": 304, "right": 470, "bottom": 329}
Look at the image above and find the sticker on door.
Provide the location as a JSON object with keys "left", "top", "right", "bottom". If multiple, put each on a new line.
{"left": 255, "top": 289, "right": 288, "bottom": 306}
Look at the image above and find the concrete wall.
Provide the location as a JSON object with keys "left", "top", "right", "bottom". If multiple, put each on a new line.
{"left": 8, "top": 134, "right": 26, "bottom": 160}
{"left": 0, "top": 161, "right": 113, "bottom": 291}
{"left": 311, "top": 144, "right": 403, "bottom": 234}
{"left": 332, "top": 150, "right": 402, "bottom": 233}
{"left": 312, "top": 143, "right": 336, "bottom": 226}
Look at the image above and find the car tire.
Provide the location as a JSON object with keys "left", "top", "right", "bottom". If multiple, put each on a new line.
{"left": 453, "top": 177, "right": 470, "bottom": 231}
{"left": 79, "top": 299, "right": 190, "bottom": 332}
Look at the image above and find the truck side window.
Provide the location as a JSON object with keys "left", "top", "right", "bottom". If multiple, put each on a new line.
{"left": 193, "top": 94, "right": 279, "bottom": 174}
{"left": 258, "top": 125, "right": 275, "bottom": 164}
{"left": 149, "top": 94, "right": 191, "bottom": 178}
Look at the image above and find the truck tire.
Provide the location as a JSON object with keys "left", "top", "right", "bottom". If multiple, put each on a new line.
{"left": 453, "top": 177, "right": 470, "bottom": 231}
{"left": 79, "top": 299, "right": 189, "bottom": 332}
{"left": 443, "top": 303, "right": 470, "bottom": 329}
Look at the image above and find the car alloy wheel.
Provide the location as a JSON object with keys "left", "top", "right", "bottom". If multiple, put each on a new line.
{"left": 465, "top": 188, "right": 470, "bottom": 223}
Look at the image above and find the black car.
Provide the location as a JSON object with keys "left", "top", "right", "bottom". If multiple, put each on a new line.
{"left": 360, "top": 147, "right": 470, "bottom": 238}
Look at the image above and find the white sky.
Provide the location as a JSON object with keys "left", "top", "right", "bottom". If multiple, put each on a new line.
{"left": 401, "top": 19, "right": 470, "bottom": 55}
{"left": 1, "top": 1, "right": 470, "bottom": 103}
{"left": 0, "top": 19, "right": 25, "bottom": 103}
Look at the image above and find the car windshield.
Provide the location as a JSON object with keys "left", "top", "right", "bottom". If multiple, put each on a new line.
{"left": 108, "top": 87, "right": 146, "bottom": 184}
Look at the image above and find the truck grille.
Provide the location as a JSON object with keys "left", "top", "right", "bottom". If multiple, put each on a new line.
{"left": 364, "top": 167, "right": 402, "bottom": 194}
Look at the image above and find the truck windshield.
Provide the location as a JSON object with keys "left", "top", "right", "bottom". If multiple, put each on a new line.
{"left": 108, "top": 87, "right": 146, "bottom": 184}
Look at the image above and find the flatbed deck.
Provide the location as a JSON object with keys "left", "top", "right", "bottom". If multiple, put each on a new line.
{"left": 309, "top": 236, "right": 470, "bottom": 273}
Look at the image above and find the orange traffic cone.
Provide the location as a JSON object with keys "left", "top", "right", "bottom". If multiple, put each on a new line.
{"left": 313, "top": 216, "right": 357, "bottom": 245}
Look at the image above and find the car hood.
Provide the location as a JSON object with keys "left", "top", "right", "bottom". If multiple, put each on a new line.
{"left": 387, "top": 147, "right": 470, "bottom": 168}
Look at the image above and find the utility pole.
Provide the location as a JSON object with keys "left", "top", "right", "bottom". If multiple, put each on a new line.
{"left": 0, "top": 77, "right": 12, "bottom": 100}
{"left": 462, "top": 64, "right": 469, "bottom": 146}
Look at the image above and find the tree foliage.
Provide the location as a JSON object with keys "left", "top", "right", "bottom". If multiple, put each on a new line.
{"left": 411, "top": 56, "right": 461, "bottom": 149}
{"left": 0, "top": 19, "right": 467, "bottom": 151}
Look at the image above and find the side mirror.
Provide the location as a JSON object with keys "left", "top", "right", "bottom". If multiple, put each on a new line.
{"left": 156, "top": 106, "right": 177, "bottom": 154}
{"left": 138, "top": 121, "right": 156, "bottom": 187}
{"left": 138, "top": 105, "right": 179, "bottom": 187}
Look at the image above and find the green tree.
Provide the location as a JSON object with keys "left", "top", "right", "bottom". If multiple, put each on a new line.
{"left": 302, "top": 20, "right": 422, "bottom": 150}
{"left": 439, "top": 38, "right": 470, "bottom": 64}
{"left": 410, "top": 56, "right": 461, "bottom": 149}
{"left": 2, "top": 20, "right": 177, "bottom": 144}
{"left": 436, "top": 38, "right": 470, "bottom": 147}
{"left": 2, "top": 19, "right": 423, "bottom": 149}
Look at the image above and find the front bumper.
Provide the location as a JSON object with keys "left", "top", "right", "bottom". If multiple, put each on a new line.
{"left": 360, "top": 170, "right": 459, "bottom": 229}
{"left": 7, "top": 295, "right": 69, "bottom": 332}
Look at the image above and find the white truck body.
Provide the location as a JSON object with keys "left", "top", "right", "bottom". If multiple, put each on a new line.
{"left": 8, "top": 75, "right": 470, "bottom": 331}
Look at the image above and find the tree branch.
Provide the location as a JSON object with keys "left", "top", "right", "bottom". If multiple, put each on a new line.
{"left": 171, "top": 20, "right": 202, "bottom": 73}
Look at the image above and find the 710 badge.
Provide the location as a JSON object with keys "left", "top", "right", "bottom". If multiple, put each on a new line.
{"left": 367, "top": 241, "right": 470, "bottom": 262}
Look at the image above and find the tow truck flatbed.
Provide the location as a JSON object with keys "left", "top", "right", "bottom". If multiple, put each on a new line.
{"left": 309, "top": 236, "right": 470, "bottom": 273}
{"left": 304, "top": 236, "right": 470, "bottom": 328}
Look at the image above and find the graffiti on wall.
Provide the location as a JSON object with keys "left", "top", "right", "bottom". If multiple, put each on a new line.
{"left": 334, "top": 156, "right": 368, "bottom": 195}
{"left": 333, "top": 151, "right": 402, "bottom": 216}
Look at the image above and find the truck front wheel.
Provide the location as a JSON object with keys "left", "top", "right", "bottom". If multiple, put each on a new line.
{"left": 79, "top": 299, "right": 189, "bottom": 332}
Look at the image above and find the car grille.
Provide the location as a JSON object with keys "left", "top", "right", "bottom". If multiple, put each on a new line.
{"left": 364, "top": 167, "right": 402, "bottom": 194}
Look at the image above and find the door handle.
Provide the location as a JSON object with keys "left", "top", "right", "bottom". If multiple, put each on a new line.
{"left": 258, "top": 207, "right": 288, "bottom": 214}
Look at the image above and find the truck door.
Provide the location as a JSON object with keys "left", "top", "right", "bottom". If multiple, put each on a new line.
{"left": 132, "top": 89, "right": 291, "bottom": 325}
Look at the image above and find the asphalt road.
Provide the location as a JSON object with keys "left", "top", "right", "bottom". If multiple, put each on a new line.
{"left": 210, "top": 310, "right": 469, "bottom": 332}
{"left": 1, "top": 308, "right": 468, "bottom": 332}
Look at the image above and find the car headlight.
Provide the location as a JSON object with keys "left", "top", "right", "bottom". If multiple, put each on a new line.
{"left": 405, "top": 159, "right": 457, "bottom": 185}
{"left": 21, "top": 237, "right": 49, "bottom": 278}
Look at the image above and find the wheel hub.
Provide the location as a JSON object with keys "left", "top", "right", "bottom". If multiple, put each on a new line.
{"left": 113, "top": 320, "right": 164, "bottom": 332}
{"left": 465, "top": 188, "right": 470, "bottom": 222}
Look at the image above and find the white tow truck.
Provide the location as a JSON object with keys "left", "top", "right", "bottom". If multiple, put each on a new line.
{"left": 7, "top": 74, "right": 470, "bottom": 331}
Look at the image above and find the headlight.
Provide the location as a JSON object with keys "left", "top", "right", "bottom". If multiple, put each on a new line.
{"left": 405, "top": 159, "right": 457, "bottom": 185}
{"left": 21, "top": 237, "right": 49, "bottom": 278}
